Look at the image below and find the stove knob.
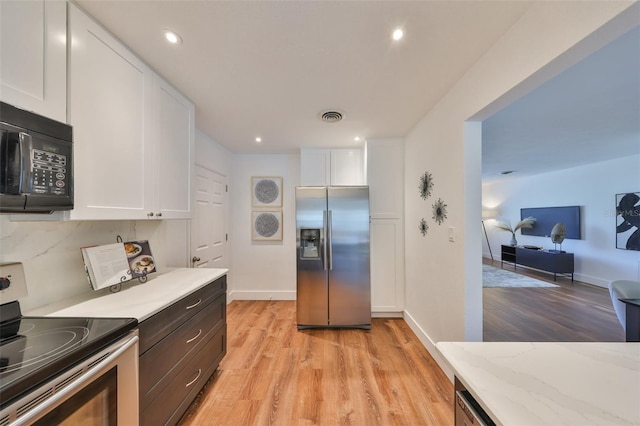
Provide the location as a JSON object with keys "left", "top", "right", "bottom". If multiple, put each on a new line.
{"left": 0, "top": 277, "right": 10, "bottom": 290}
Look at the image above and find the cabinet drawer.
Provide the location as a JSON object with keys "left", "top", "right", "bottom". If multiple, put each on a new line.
{"left": 139, "top": 292, "right": 226, "bottom": 409}
{"left": 139, "top": 275, "right": 226, "bottom": 353}
{"left": 141, "top": 325, "right": 227, "bottom": 426}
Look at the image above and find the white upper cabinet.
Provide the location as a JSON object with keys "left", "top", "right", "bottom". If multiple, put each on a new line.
{"left": 153, "top": 76, "right": 194, "bottom": 219}
{"left": 330, "top": 149, "right": 363, "bottom": 185}
{"left": 300, "top": 148, "right": 364, "bottom": 186}
{"left": 67, "top": 4, "right": 193, "bottom": 220}
{"left": 0, "top": 0, "right": 67, "bottom": 122}
{"left": 68, "top": 4, "right": 154, "bottom": 220}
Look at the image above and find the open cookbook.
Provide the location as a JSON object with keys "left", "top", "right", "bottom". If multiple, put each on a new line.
{"left": 81, "top": 240, "right": 156, "bottom": 290}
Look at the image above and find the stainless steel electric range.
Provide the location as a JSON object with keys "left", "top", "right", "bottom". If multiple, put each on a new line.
{"left": 0, "top": 263, "right": 139, "bottom": 425}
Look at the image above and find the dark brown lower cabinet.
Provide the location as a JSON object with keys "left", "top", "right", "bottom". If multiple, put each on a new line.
{"left": 138, "top": 275, "right": 227, "bottom": 426}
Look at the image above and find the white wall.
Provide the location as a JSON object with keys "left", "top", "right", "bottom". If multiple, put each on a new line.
{"left": 195, "top": 128, "right": 232, "bottom": 177}
{"left": 0, "top": 217, "right": 187, "bottom": 312}
{"left": 483, "top": 154, "right": 640, "bottom": 286}
{"left": 402, "top": 0, "right": 636, "bottom": 374}
{"left": 229, "top": 154, "right": 300, "bottom": 300}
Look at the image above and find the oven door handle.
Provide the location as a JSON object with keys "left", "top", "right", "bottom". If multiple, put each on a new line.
{"left": 15, "top": 334, "right": 139, "bottom": 426}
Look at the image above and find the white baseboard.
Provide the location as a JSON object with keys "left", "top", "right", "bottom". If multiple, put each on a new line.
{"left": 372, "top": 311, "right": 404, "bottom": 318}
{"left": 573, "top": 273, "right": 608, "bottom": 289}
{"left": 403, "top": 309, "right": 454, "bottom": 382}
{"left": 228, "top": 290, "right": 296, "bottom": 301}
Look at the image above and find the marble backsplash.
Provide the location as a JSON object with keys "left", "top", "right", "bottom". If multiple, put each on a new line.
{"left": 0, "top": 216, "right": 189, "bottom": 312}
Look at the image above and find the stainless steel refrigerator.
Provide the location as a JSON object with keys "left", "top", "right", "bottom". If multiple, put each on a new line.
{"left": 295, "top": 186, "right": 371, "bottom": 329}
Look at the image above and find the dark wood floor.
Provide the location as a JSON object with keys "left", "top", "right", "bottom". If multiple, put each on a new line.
{"left": 483, "top": 258, "right": 625, "bottom": 342}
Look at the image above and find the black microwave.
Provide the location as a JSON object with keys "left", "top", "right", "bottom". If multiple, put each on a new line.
{"left": 0, "top": 102, "right": 73, "bottom": 213}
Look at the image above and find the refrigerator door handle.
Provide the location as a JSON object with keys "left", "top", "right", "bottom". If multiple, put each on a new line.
{"left": 328, "top": 210, "right": 333, "bottom": 271}
{"left": 322, "top": 210, "right": 328, "bottom": 271}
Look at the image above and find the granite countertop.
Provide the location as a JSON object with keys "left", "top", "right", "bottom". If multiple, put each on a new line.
{"left": 27, "top": 268, "right": 228, "bottom": 322}
{"left": 436, "top": 341, "right": 640, "bottom": 425}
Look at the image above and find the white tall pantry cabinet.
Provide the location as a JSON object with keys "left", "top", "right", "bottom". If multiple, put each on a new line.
{"left": 67, "top": 4, "right": 193, "bottom": 220}
{"left": 367, "top": 139, "right": 405, "bottom": 316}
{"left": 0, "top": 0, "right": 67, "bottom": 122}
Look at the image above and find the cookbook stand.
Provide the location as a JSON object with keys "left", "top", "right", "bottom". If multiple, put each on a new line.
{"left": 109, "top": 236, "right": 148, "bottom": 293}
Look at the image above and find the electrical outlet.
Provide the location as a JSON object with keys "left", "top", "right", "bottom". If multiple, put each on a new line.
{"left": 448, "top": 227, "right": 455, "bottom": 242}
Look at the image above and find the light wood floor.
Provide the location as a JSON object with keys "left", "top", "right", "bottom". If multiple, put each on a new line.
{"left": 178, "top": 300, "right": 454, "bottom": 426}
{"left": 483, "top": 258, "right": 625, "bottom": 342}
{"left": 179, "top": 262, "right": 624, "bottom": 424}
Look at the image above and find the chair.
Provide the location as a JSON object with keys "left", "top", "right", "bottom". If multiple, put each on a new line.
{"left": 608, "top": 280, "right": 640, "bottom": 331}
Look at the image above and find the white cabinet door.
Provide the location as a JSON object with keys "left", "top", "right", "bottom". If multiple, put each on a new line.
{"left": 300, "top": 149, "right": 330, "bottom": 186}
{"left": 68, "top": 4, "right": 154, "bottom": 220}
{"left": 0, "top": 0, "right": 66, "bottom": 122}
{"left": 330, "top": 149, "right": 363, "bottom": 185}
{"left": 300, "top": 148, "right": 363, "bottom": 186}
{"left": 153, "top": 76, "right": 194, "bottom": 219}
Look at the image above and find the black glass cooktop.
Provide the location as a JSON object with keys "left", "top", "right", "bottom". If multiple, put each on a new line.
{"left": 0, "top": 315, "right": 137, "bottom": 408}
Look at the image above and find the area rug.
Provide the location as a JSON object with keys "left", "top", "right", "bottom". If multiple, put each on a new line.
{"left": 482, "top": 264, "right": 559, "bottom": 288}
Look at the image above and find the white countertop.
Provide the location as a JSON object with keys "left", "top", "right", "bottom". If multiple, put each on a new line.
{"left": 27, "top": 268, "right": 228, "bottom": 322}
{"left": 436, "top": 341, "right": 640, "bottom": 425}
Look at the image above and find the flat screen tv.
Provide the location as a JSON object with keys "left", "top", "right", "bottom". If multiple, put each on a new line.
{"left": 520, "top": 206, "right": 581, "bottom": 239}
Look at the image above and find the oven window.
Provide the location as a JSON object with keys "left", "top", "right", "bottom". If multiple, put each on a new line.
{"left": 34, "top": 367, "right": 117, "bottom": 426}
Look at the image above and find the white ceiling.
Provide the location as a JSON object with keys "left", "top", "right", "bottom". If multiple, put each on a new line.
{"left": 482, "top": 26, "right": 640, "bottom": 183}
{"left": 75, "top": 1, "right": 639, "bottom": 180}
{"left": 75, "top": 0, "right": 531, "bottom": 153}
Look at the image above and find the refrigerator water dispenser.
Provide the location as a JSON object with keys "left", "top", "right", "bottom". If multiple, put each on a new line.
{"left": 300, "top": 229, "right": 321, "bottom": 259}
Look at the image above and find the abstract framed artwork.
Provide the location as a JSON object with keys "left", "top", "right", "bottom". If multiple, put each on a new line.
{"left": 252, "top": 210, "right": 283, "bottom": 241}
{"left": 252, "top": 176, "right": 282, "bottom": 208}
{"left": 616, "top": 192, "right": 640, "bottom": 251}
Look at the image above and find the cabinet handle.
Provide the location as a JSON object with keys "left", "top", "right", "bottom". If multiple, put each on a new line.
{"left": 192, "top": 256, "right": 201, "bottom": 263}
{"left": 147, "top": 212, "right": 154, "bottom": 217}
{"left": 185, "top": 299, "right": 202, "bottom": 310}
{"left": 185, "top": 369, "right": 202, "bottom": 388}
{"left": 186, "top": 329, "right": 202, "bottom": 344}
{"left": 157, "top": 212, "right": 163, "bottom": 217}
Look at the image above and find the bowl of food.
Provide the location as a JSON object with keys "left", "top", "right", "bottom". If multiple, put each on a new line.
{"left": 124, "top": 243, "right": 142, "bottom": 258}
{"left": 131, "top": 255, "right": 155, "bottom": 274}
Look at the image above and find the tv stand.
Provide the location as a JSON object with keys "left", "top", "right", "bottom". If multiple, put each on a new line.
{"left": 501, "top": 245, "right": 574, "bottom": 282}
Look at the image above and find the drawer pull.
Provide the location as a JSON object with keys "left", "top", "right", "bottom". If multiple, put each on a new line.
{"left": 185, "top": 369, "right": 202, "bottom": 388}
{"left": 186, "top": 299, "right": 202, "bottom": 310}
{"left": 186, "top": 329, "right": 202, "bottom": 344}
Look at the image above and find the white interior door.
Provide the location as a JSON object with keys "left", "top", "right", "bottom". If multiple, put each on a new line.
{"left": 191, "top": 165, "right": 227, "bottom": 269}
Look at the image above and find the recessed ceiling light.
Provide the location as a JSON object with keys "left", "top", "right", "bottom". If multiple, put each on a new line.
{"left": 163, "top": 30, "right": 182, "bottom": 45}
{"left": 255, "top": 137, "right": 262, "bottom": 143}
{"left": 392, "top": 28, "right": 404, "bottom": 41}
{"left": 354, "top": 136, "right": 361, "bottom": 142}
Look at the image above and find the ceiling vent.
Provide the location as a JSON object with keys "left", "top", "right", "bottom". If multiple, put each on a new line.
{"left": 320, "top": 110, "right": 344, "bottom": 123}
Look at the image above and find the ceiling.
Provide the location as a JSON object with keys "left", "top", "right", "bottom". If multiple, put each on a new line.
{"left": 75, "top": 0, "right": 531, "bottom": 153}
{"left": 75, "top": 1, "right": 639, "bottom": 180}
{"left": 482, "top": 26, "right": 640, "bottom": 183}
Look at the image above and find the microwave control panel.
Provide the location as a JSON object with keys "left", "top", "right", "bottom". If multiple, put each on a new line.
{"left": 30, "top": 148, "right": 69, "bottom": 195}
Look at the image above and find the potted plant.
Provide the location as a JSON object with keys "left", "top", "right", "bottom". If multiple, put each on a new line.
{"left": 496, "top": 216, "right": 536, "bottom": 246}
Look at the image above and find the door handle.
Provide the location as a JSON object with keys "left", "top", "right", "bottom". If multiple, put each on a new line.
{"left": 322, "top": 211, "right": 328, "bottom": 271}
{"left": 328, "top": 210, "right": 333, "bottom": 271}
{"left": 19, "top": 133, "right": 32, "bottom": 193}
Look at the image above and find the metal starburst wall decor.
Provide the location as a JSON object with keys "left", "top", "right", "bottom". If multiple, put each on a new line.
{"left": 419, "top": 218, "right": 429, "bottom": 236}
{"left": 432, "top": 198, "right": 448, "bottom": 225}
{"left": 418, "top": 171, "right": 434, "bottom": 200}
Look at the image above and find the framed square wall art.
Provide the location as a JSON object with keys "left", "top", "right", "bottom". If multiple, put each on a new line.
{"left": 615, "top": 192, "right": 640, "bottom": 251}
{"left": 252, "top": 210, "right": 283, "bottom": 241}
{"left": 252, "top": 176, "right": 282, "bottom": 208}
